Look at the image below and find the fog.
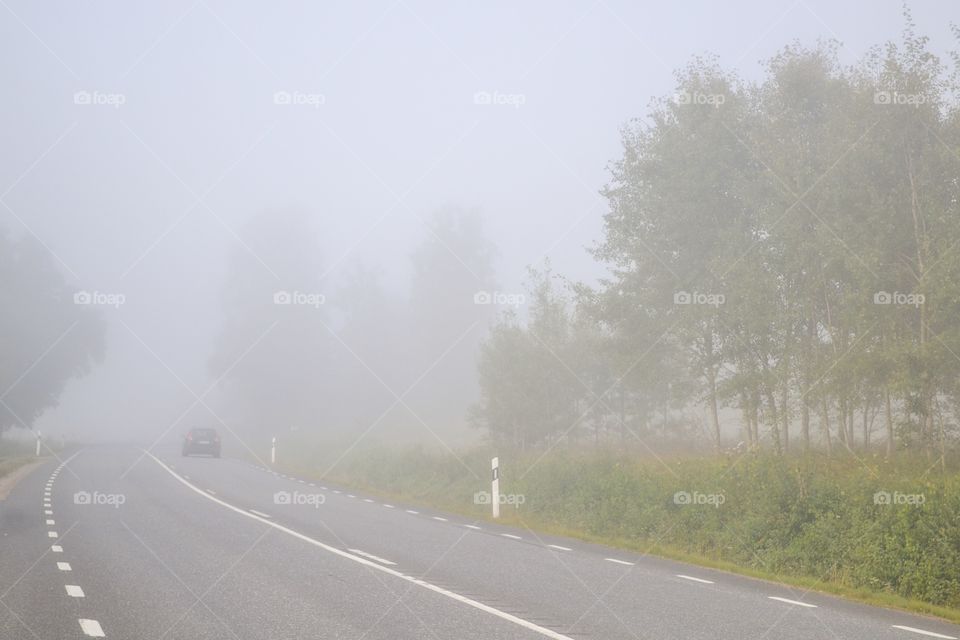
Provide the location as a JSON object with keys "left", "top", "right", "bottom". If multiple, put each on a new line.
{"left": 2, "top": 1, "right": 955, "bottom": 449}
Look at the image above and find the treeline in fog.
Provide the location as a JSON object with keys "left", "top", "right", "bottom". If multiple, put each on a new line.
{"left": 471, "top": 19, "right": 960, "bottom": 461}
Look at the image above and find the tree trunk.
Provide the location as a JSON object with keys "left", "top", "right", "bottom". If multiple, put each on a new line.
{"left": 884, "top": 387, "right": 894, "bottom": 459}
{"left": 707, "top": 366, "right": 722, "bottom": 453}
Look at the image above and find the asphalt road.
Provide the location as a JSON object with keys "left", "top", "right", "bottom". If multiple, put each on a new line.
{"left": 1, "top": 445, "right": 958, "bottom": 639}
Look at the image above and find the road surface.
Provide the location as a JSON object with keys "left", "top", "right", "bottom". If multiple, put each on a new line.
{"left": 1, "top": 445, "right": 957, "bottom": 639}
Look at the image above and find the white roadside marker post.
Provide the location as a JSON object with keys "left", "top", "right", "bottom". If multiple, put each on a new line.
{"left": 491, "top": 456, "right": 500, "bottom": 519}
{"left": 36, "top": 431, "right": 41, "bottom": 457}
{"left": 270, "top": 437, "right": 276, "bottom": 465}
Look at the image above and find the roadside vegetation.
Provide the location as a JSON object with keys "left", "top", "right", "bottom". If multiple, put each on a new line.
{"left": 279, "top": 443, "right": 960, "bottom": 621}
{"left": 267, "top": 15, "right": 960, "bottom": 621}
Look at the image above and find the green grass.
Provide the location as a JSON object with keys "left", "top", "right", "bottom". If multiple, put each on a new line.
{"left": 270, "top": 440, "right": 960, "bottom": 623}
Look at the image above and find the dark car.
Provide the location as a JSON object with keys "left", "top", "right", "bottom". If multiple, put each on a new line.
{"left": 182, "top": 428, "right": 221, "bottom": 457}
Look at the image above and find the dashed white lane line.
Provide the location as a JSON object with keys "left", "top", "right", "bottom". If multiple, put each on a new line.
{"left": 333, "top": 490, "right": 341, "bottom": 494}
{"left": 44, "top": 510, "right": 53, "bottom": 515}
{"left": 432, "top": 516, "right": 448, "bottom": 522}
{"left": 347, "top": 494, "right": 356, "bottom": 499}
{"left": 48, "top": 531, "right": 58, "bottom": 538}
{"left": 51, "top": 545, "right": 63, "bottom": 553}
{"left": 892, "top": 625, "right": 957, "bottom": 639}
{"left": 46, "top": 519, "right": 55, "bottom": 525}
{"left": 677, "top": 574, "right": 714, "bottom": 584}
{"left": 65, "top": 585, "right": 84, "bottom": 597}
{"left": 501, "top": 534, "right": 522, "bottom": 540}
{"left": 405, "top": 509, "right": 419, "bottom": 515}
{"left": 78, "top": 618, "right": 105, "bottom": 637}
{"left": 363, "top": 498, "right": 374, "bottom": 503}
{"left": 347, "top": 549, "right": 397, "bottom": 566}
{"left": 464, "top": 524, "right": 481, "bottom": 530}
{"left": 144, "top": 450, "right": 575, "bottom": 640}
{"left": 605, "top": 558, "right": 634, "bottom": 566}
{"left": 383, "top": 504, "right": 395, "bottom": 509}
{"left": 548, "top": 544, "right": 572, "bottom": 551}
{"left": 768, "top": 596, "right": 817, "bottom": 608}
{"left": 249, "top": 509, "right": 272, "bottom": 519}
{"left": 57, "top": 562, "right": 71, "bottom": 571}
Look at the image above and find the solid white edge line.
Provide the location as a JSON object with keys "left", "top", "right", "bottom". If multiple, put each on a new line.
{"left": 347, "top": 548, "right": 397, "bottom": 566}
{"left": 768, "top": 596, "right": 817, "bottom": 608}
{"left": 65, "top": 585, "right": 84, "bottom": 597}
{"left": 605, "top": 558, "right": 634, "bottom": 566}
{"left": 464, "top": 524, "right": 481, "bottom": 530}
{"left": 143, "top": 449, "right": 574, "bottom": 640}
{"left": 78, "top": 618, "right": 105, "bottom": 636}
{"left": 676, "top": 574, "right": 714, "bottom": 584}
{"left": 249, "top": 509, "right": 271, "bottom": 519}
{"left": 548, "top": 544, "right": 572, "bottom": 551}
{"left": 892, "top": 625, "right": 957, "bottom": 639}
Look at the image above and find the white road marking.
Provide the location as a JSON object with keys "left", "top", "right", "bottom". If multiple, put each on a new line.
{"left": 406, "top": 510, "right": 419, "bottom": 515}
{"left": 57, "top": 562, "right": 71, "bottom": 571}
{"left": 892, "top": 625, "right": 957, "bottom": 639}
{"left": 432, "top": 516, "right": 448, "bottom": 522}
{"left": 605, "top": 558, "right": 634, "bottom": 566}
{"left": 45, "top": 510, "right": 53, "bottom": 515}
{"left": 65, "top": 585, "right": 84, "bottom": 597}
{"left": 333, "top": 490, "right": 341, "bottom": 494}
{"left": 78, "top": 618, "right": 105, "bottom": 637}
{"left": 347, "top": 549, "right": 397, "bottom": 566}
{"left": 298, "top": 480, "right": 306, "bottom": 484}
{"left": 676, "top": 574, "right": 714, "bottom": 584}
{"left": 768, "top": 596, "right": 817, "bottom": 608}
{"left": 501, "top": 534, "right": 522, "bottom": 540}
{"left": 383, "top": 504, "right": 395, "bottom": 509}
{"left": 347, "top": 494, "right": 356, "bottom": 498}
{"left": 46, "top": 519, "right": 55, "bottom": 525}
{"left": 48, "top": 531, "right": 58, "bottom": 538}
{"left": 144, "top": 450, "right": 575, "bottom": 640}
{"left": 363, "top": 498, "right": 374, "bottom": 503}
{"left": 548, "top": 544, "right": 572, "bottom": 551}
{"left": 319, "top": 486, "right": 327, "bottom": 490}
{"left": 249, "top": 509, "right": 272, "bottom": 519}
{"left": 464, "top": 524, "right": 481, "bottom": 530}
{"left": 51, "top": 545, "right": 62, "bottom": 553}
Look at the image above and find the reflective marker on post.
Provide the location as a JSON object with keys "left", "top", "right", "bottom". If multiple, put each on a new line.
{"left": 271, "top": 437, "right": 276, "bottom": 465}
{"left": 36, "top": 431, "right": 41, "bottom": 457}
{"left": 491, "top": 457, "right": 500, "bottom": 519}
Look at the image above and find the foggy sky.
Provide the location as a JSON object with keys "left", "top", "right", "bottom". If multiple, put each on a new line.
{"left": 1, "top": 0, "right": 955, "bottom": 443}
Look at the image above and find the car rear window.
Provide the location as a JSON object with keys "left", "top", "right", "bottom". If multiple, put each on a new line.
{"left": 191, "top": 429, "right": 217, "bottom": 437}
